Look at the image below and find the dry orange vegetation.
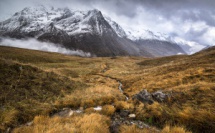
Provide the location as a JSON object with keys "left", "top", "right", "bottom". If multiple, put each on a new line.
{"left": 13, "top": 113, "right": 110, "bottom": 133}
{"left": 0, "top": 46, "right": 215, "bottom": 133}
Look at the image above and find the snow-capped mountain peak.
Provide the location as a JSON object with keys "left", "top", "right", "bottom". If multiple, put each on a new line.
{"left": 125, "top": 28, "right": 170, "bottom": 41}
{"left": 0, "top": 6, "right": 111, "bottom": 36}
{"left": 104, "top": 16, "right": 127, "bottom": 38}
{"left": 0, "top": 5, "right": 186, "bottom": 57}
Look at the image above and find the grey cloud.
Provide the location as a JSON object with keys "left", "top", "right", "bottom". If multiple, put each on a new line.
{"left": 184, "top": 27, "right": 209, "bottom": 45}
{"left": 0, "top": 38, "right": 92, "bottom": 57}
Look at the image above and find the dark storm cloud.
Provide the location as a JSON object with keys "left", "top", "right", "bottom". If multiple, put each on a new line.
{"left": 1, "top": 0, "right": 215, "bottom": 21}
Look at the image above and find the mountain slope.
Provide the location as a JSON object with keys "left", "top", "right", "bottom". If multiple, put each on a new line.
{"left": 135, "top": 39, "right": 186, "bottom": 57}
{"left": 0, "top": 5, "right": 185, "bottom": 57}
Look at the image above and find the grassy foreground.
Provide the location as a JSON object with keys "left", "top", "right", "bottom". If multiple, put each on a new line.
{"left": 0, "top": 46, "right": 214, "bottom": 133}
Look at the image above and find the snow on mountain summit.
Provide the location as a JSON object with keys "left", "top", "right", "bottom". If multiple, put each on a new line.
{"left": 125, "top": 28, "right": 170, "bottom": 41}
{"left": 0, "top": 5, "right": 170, "bottom": 41}
{"left": 0, "top": 5, "right": 187, "bottom": 57}
{"left": 104, "top": 16, "right": 127, "bottom": 38}
{"left": 0, "top": 5, "right": 109, "bottom": 36}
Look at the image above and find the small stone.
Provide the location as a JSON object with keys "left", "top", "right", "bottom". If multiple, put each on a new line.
{"left": 133, "top": 89, "right": 154, "bottom": 104}
{"left": 75, "top": 109, "right": 82, "bottom": 113}
{"left": 93, "top": 106, "right": 102, "bottom": 111}
{"left": 128, "top": 114, "right": 136, "bottom": 118}
{"left": 54, "top": 108, "right": 73, "bottom": 117}
{"left": 79, "top": 107, "right": 84, "bottom": 111}
{"left": 68, "top": 110, "right": 74, "bottom": 116}
{"left": 26, "top": 121, "right": 33, "bottom": 126}
{"left": 6, "top": 127, "right": 11, "bottom": 133}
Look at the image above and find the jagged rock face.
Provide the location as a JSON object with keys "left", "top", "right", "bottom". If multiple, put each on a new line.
{"left": 0, "top": 5, "right": 186, "bottom": 57}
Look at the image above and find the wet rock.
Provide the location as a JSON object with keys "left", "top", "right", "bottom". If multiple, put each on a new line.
{"left": 133, "top": 89, "right": 154, "bottom": 104}
{"left": 119, "top": 110, "right": 130, "bottom": 117}
{"left": 152, "top": 90, "right": 168, "bottom": 102}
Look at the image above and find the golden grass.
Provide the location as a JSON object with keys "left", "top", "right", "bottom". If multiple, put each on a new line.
{"left": 0, "top": 108, "right": 19, "bottom": 131}
{"left": 101, "top": 105, "right": 116, "bottom": 116}
{"left": 13, "top": 113, "right": 110, "bottom": 133}
{"left": 55, "top": 85, "right": 125, "bottom": 108}
{"left": 161, "top": 125, "right": 191, "bottom": 133}
{"left": 114, "top": 101, "right": 134, "bottom": 111}
{"left": 0, "top": 46, "right": 215, "bottom": 132}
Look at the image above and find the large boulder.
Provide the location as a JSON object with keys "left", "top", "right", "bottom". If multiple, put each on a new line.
{"left": 133, "top": 89, "right": 168, "bottom": 104}
{"left": 133, "top": 89, "right": 154, "bottom": 104}
{"left": 152, "top": 90, "right": 168, "bottom": 102}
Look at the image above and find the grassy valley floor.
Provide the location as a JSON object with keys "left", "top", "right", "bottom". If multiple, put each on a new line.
{"left": 0, "top": 46, "right": 215, "bottom": 133}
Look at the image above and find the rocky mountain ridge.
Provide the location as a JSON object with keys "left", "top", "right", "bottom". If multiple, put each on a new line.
{"left": 0, "top": 5, "right": 186, "bottom": 57}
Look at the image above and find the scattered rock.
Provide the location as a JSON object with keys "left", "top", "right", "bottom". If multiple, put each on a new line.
{"left": 93, "top": 106, "right": 102, "bottom": 111}
{"left": 26, "top": 121, "right": 33, "bottom": 126}
{"left": 133, "top": 89, "right": 169, "bottom": 104}
{"left": 133, "top": 89, "right": 154, "bottom": 104}
{"left": 119, "top": 110, "right": 130, "bottom": 117}
{"left": 152, "top": 90, "right": 168, "bottom": 102}
{"left": 110, "top": 112, "right": 158, "bottom": 133}
{"left": 128, "top": 114, "right": 136, "bottom": 118}
{"left": 75, "top": 109, "right": 83, "bottom": 113}
{"left": 54, "top": 108, "right": 74, "bottom": 117}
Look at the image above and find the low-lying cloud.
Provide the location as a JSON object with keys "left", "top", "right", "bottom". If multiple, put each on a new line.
{"left": 0, "top": 38, "right": 92, "bottom": 57}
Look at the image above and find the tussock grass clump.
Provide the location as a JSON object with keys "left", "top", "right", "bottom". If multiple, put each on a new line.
{"left": 55, "top": 85, "right": 125, "bottom": 108}
{"left": 0, "top": 108, "right": 19, "bottom": 131}
{"left": 115, "top": 101, "right": 134, "bottom": 111}
{"left": 101, "top": 105, "right": 116, "bottom": 116}
{"left": 13, "top": 113, "right": 110, "bottom": 133}
{"left": 161, "top": 125, "right": 191, "bottom": 133}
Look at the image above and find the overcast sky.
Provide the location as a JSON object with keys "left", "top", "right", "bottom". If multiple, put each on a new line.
{"left": 0, "top": 0, "right": 215, "bottom": 52}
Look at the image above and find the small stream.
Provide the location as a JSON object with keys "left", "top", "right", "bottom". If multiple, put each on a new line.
{"left": 118, "top": 81, "right": 129, "bottom": 100}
